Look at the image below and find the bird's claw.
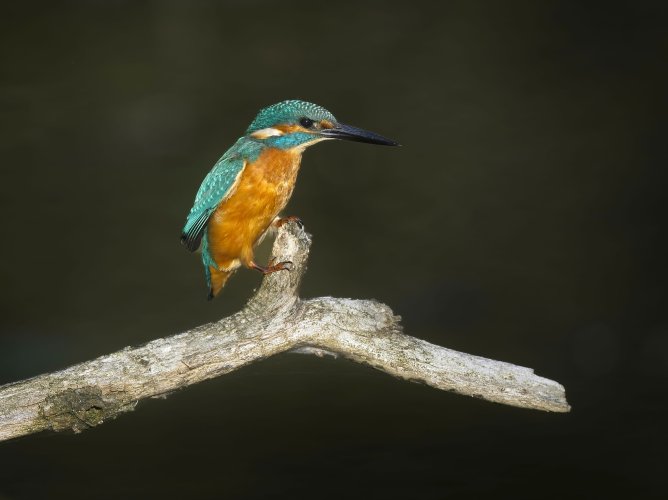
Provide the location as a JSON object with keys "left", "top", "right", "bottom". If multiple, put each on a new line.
{"left": 279, "top": 260, "right": 294, "bottom": 272}
{"left": 252, "top": 259, "right": 293, "bottom": 275}
{"left": 267, "top": 259, "right": 293, "bottom": 273}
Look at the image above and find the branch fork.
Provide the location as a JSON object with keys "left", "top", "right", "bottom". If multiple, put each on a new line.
{"left": 0, "top": 223, "right": 569, "bottom": 442}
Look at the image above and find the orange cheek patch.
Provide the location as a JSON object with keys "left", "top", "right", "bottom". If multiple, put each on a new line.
{"left": 274, "top": 124, "right": 305, "bottom": 134}
{"left": 275, "top": 122, "right": 333, "bottom": 133}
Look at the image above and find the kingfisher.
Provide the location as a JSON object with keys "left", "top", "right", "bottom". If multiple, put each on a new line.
{"left": 181, "top": 100, "right": 399, "bottom": 299}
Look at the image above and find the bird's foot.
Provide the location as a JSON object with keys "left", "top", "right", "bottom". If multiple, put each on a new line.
{"left": 250, "top": 259, "right": 294, "bottom": 275}
{"left": 273, "top": 215, "right": 304, "bottom": 229}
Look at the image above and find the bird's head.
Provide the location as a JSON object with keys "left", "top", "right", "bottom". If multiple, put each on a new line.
{"left": 246, "top": 100, "right": 399, "bottom": 150}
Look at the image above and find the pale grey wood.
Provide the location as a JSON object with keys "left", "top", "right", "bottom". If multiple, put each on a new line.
{"left": 0, "top": 224, "right": 570, "bottom": 442}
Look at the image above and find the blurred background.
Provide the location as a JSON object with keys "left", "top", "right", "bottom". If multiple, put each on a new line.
{"left": 1, "top": 0, "right": 666, "bottom": 498}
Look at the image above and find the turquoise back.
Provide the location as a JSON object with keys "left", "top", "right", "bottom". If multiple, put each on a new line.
{"left": 181, "top": 137, "right": 263, "bottom": 253}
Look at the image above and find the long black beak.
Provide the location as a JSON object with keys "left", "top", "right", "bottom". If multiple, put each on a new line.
{"left": 320, "top": 122, "right": 400, "bottom": 146}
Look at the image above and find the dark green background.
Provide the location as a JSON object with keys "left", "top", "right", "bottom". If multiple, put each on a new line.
{"left": 1, "top": 1, "right": 666, "bottom": 498}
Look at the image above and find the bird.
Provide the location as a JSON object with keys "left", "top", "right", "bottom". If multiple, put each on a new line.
{"left": 181, "top": 99, "right": 399, "bottom": 300}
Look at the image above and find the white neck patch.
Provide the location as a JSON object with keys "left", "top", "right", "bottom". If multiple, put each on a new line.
{"left": 250, "top": 127, "right": 284, "bottom": 139}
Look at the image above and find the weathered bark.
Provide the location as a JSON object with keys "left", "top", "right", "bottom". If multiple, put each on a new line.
{"left": 0, "top": 224, "right": 570, "bottom": 442}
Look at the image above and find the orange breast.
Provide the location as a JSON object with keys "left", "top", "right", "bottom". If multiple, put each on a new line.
{"left": 207, "top": 147, "right": 303, "bottom": 270}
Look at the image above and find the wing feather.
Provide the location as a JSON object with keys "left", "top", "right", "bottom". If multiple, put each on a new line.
{"left": 181, "top": 208, "right": 215, "bottom": 252}
{"left": 181, "top": 147, "right": 248, "bottom": 252}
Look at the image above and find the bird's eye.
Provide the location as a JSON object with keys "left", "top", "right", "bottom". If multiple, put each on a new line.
{"left": 299, "top": 117, "right": 315, "bottom": 129}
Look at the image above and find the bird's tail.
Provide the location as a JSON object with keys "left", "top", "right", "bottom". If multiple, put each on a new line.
{"left": 207, "top": 266, "right": 233, "bottom": 300}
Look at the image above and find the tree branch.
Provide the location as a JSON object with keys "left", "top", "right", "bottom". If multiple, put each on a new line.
{"left": 0, "top": 224, "right": 570, "bottom": 442}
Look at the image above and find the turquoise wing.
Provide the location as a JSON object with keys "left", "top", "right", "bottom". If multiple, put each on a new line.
{"left": 181, "top": 146, "right": 248, "bottom": 252}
